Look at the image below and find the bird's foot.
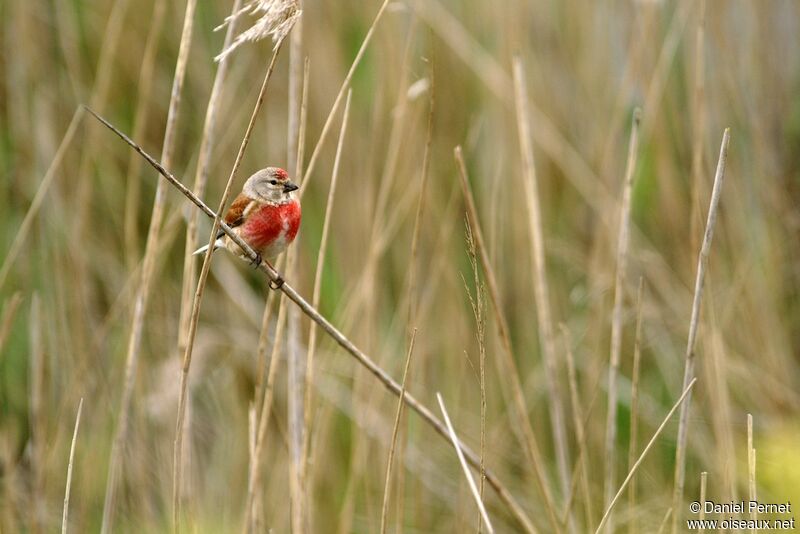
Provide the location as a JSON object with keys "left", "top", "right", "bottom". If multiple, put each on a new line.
{"left": 269, "top": 276, "right": 285, "bottom": 290}
{"left": 249, "top": 252, "right": 262, "bottom": 268}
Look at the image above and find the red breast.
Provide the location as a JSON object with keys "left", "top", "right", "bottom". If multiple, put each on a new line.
{"left": 241, "top": 200, "right": 301, "bottom": 254}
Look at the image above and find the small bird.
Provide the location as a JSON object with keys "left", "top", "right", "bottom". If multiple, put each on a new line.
{"left": 194, "top": 167, "right": 301, "bottom": 271}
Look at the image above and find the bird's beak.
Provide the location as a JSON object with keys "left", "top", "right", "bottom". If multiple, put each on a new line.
{"left": 283, "top": 181, "right": 299, "bottom": 193}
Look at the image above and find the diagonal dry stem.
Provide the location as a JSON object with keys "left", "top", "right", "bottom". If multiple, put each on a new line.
{"left": 603, "top": 108, "right": 642, "bottom": 526}
{"left": 87, "top": 107, "right": 537, "bottom": 534}
{"left": 380, "top": 329, "right": 417, "bottom": 534}
{"left": 437, "top": 392, "right": 495, "bottom": 534}
{"left": 172, "top": 31, "right": 291, "bottom": 530}
{"left": 595, "top": 378, "right": 698, "bottom": 534}
{"left": 456, "top": 145, "right": 557, "bottom": 534}
{"left": 512, "top": 56, "right": 571, "bottom": 498}
{"left": 61, "top": 398, "right": 84, "bottom": 534}
{"left": 671, "top": 129, "right": 730, "bottom": 533}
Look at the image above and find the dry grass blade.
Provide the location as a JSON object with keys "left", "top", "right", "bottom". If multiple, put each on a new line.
{"left": 0, "top": 293, "right": 24, "bottom": 356}
{"left": 436, "top": 393, "right": 495, "bottom": 534}
{"left": 86, "top": 108, "right": 536, "bottom": 534}
{"left": 101, "top": 1, "right": 198, "bottom": 530}
{"left": 0, "top": 108, "right": 84, "bottom": 291}
{"left": 628, "top": 278, "right": 645, "bottom": 534}
{"left": 560, "top": 323, "right": 594, "bottom": 530}
{"left": 299, "top": 0, "right": 390, "bottom": 195}
{"left": 122, "top": 0, "right": 167, "bottom": 267}
{"left": 671, "top": 129, "right": 730, "bottom": 532}
{"left": 173, "top": 29, "right": 292, "bottom": 530}
{"left": 302, "top": 90, "right": 351, "bottom": 491}
{"left": 245, "top": 289, "right": 289, "bottom": 533}
{"left": 512, "top": 56, "right": 571, "bottom": 497}
{"left": 380, "top": 329, "right": 417, "bottom": 534}
{"left": 62, "top": 398, "right": 84, "bottom": 534}
{"left": 748, "top": 414, "right": 756, "bottom": 527}
{"left": 595, "top": 378, "right": 698, "bottom": 534}
{"left": 455, "top": 145, "right": 556, "bottom": 534}
{"left": 604, "top": 108, "right": 641, "bottom": 525}
{"left": 699, "top": 471, "right": 707, "bottom": 529}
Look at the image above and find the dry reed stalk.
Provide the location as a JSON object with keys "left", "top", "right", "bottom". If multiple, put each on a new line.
{"left": 560, "top": 324, "right": 594, "bottom": 530}
{"left": 298, "top": 0, "right": 390, "bottom": 195}
{"left": 657, "top": 509, "right": 673, "bottom": 534}
{"left": 436, "top": 393, "right": 495, "bottom": 534}
{"left": 285, "top": 14, "right": 305, "bottom": 534}
{"left": 595, "top": 378, "right": 698, "bottom": 534}
{"left": 455, "top": 145, "right": 557, "bottom": 534}
{"left": 406, "top": 61, "right": 435, "bottom": 327}
{"left": 173, "top": 31, "right": 291, "bottom": 530}
{"left": 627, "top": 278, "right": 645, "bottom": 534}
{"left": 302, "top": 90, "right": 351, "bottom": 493}
{"left": 512, "top": 56, "right": 571, "bottom": 497}
{"left": 748, "top": 414, "right": 756, "bottom": 529}
{"left": 689, "top": 0, "right": 707, "bottom": 257}
{"left": 0, "top": 294, "right": 24, "bottom": 357}
{"left": 101, "top": 0, "right": 198, "bottom": 529}
{"left": 699, "top": 471, "right": 707, "bottom": 530}
{"left": 380, "top": 329, "right": 417, "bottom": 534}
{"left": 28, "top": 295, "right": 45, "bottom": 533}
{"left": 73, "top": 0, "right": 132, "bottom": 241}
{"left": 244, "top": 286, "right": 289, "bottom": 533}
{"left": 177, "top": 0, "right": 242, "bottom": 358}
{"left": 0, "top": 108, "right": 84, "bottom": 291}
{"left": 254, "top": 256, "right": 285, "bottom": 415}
{"left": 122, "top": 0, "right": 167, "bottom": 268}
{"left": 86, "top": 108, "right": 537, "bottom": 534}
{"left": 61, "top": 398, "right": 84, "bottom": 534}
{"left": 603, "top": 108, "right": 642, "bottom": 526}
{"left": 172, "top": 1, "right": 242, "bottom": 520}
{"left": 462, "top": 224, "right": 487, "bottom": 532}
{"left": 671, "top": 129, "right": 730, "bottom": 533}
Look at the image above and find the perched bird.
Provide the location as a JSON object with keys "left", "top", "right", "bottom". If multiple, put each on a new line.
{"left": 194, "top": 167, "right": 301, "bottom": 269}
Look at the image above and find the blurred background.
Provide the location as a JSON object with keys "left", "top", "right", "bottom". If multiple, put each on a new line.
{"left": 1, "top": 0, "right": 799, "bottom": 532}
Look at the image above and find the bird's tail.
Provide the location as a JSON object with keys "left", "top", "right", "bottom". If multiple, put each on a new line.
{"left": 193, "top": 236, "right": 225, "bottom": 256}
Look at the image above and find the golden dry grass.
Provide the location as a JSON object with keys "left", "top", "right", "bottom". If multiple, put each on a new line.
{"left": 2, "top": 0, "right": 800, "bottom": 532}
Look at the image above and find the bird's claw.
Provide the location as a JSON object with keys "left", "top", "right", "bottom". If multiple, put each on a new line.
{"left": 250, "top": 252, "right": 262, "bottom": 268}
{"left": 269, "top": 276, "right": 285, "bottom": 291}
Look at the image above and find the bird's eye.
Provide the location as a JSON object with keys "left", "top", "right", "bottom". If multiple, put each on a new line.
{"left": 269, "top": 180, "right": 278, "bottom": 185}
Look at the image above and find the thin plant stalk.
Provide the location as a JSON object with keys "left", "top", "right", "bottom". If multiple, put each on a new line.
{"left": 0, "top": 293, "right": 24, "bottom": 356}
{"left": 699, "top": 471, "right": 707, "bottom": 529}
{"left": 286, "top": 14, "right": 305, "bottom": 534}
{"left": 0, "top": 108, "right": 84, "bottom": 291}
{"left": 455, "top": 145, "right": 558, "bottom": 534}
{"left": 627, "top": 278, "right": 645, "bottom": 534}
{"left": 244, "top": 286, "right": 289, "bottom": 533}
{"left": 173, "top": 32, "right": 291, "bottom": 530}
{"left": 604, "top": 108, "right": 641, "bottom": 525}
{"left": 437, "top": 393, "right": 495, "bottom": 534}
{"left": 299, "top": 0, "right": 391, "bottom": 195}
{"left": 512, "top": 56, "right": 571, "bottom": 496}
{"left": 560, "top": 324, "right": 594, "bottom": 530}
{"left": 671, "top": 129, "right": 730, "bottom": 533}
{"left": 748, "top": 414, "right": 756, "bottom": 527}
{"left": 86, "top": 108, "right": 536, "bottom": 534}
{"left": 101, "top": 0, "right": 198, "bottom": 530}
{"left": 302, "top": 90, "right": 351, "bottom": 492}
{"left": 62, "top": 398, "right": 84, "bottom": 534}
{"left": 595, "top": 378, "right": 698, "bottom": 534}
{"left": 380, "top": 329, "right": 417, "bottom": 534}
{"left": 122, "top": 0, "right": 168, "bottom": 268}
{"left": 172, "top": 0, "right": 242, "bottom": 519}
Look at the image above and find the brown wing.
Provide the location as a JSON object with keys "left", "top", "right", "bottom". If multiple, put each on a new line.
{"left": 216, "top": 193, "right": 255, "bottom": 239}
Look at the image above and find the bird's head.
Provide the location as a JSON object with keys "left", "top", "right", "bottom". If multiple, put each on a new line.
{"left": 244, "top": 167, "right": 299, "bottom": 204}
